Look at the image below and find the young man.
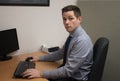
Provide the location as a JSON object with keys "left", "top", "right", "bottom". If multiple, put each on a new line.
{"left": 23, "top": 5, "right": 93, "bottom": 81}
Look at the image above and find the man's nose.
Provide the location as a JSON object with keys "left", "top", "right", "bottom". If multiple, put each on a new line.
{"left": 65, "top": 19, "right": 69, "bottom": 24}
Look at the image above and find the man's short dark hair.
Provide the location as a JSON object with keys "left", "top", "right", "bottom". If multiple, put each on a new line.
{"left": 62, "top": 5, "right": 81, "bottom": 18}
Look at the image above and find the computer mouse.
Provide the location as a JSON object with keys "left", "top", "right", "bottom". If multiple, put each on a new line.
{"left": 25, "top": 57, "right": 33, "bottom": 62}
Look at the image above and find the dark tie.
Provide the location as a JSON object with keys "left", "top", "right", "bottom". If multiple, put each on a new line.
{"left": 62, "top": 36, "right": 72, "bottom": 66}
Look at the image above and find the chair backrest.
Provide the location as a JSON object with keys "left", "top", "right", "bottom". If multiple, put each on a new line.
{"left": 88, "top": 37, "right": 109, "bottom": 81}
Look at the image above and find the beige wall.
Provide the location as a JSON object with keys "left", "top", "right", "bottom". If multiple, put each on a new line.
{"left": 77, "top": 1, "right": 120, "bottom": 81}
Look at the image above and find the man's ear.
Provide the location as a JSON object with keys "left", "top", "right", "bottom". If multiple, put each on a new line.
{"left": 78, "top": 16, "right": 82, "bottom": 23}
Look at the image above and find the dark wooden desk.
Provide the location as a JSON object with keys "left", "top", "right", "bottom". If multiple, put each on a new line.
{"left": 0, "top": 52, "right": 60, "bottom": 81}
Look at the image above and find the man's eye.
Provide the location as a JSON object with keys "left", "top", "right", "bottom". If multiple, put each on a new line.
{"left": 69, "top": 18, "right": 73, "bottom": 20}
{"left": 63, "top": 18, "right": 66, "bottom": 21}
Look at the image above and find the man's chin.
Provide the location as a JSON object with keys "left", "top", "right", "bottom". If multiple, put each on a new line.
{"left": 66, "top": 29, "right": 72, "bottom": 33}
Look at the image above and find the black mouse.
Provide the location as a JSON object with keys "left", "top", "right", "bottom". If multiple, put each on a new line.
{"left": 25, "top": 57, "right": 33, "bottom": 61}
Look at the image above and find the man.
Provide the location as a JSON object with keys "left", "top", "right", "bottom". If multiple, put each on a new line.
{"left": 23, "top": 5, "right": 93, "bottom": 81}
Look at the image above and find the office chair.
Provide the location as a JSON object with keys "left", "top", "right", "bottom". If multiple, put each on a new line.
{"left": 88, "top": 37, "right": 109, "bottom": 81}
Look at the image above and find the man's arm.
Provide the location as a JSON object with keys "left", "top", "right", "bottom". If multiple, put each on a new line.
{"left": 40, "top": 48, "right": 64, "bottom": 62}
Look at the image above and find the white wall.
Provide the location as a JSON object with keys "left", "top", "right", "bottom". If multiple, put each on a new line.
{"left": 0, "top": 0, "right": 77, "bottom": 55}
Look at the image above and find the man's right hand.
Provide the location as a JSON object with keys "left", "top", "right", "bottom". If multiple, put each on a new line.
{"left": 26, "top": 56, "right": 40, "bottom": 62}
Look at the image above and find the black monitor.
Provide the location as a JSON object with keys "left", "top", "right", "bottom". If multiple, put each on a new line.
{"left": 0, "top": 28, "right": 19, "bottom": 61}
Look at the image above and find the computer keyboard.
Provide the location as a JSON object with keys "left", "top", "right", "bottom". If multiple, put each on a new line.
{"left": 14, "top": 61, "right": 35, "bottom": 78}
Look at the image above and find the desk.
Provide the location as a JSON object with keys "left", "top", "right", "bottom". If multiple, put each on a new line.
{"left": 0, "top": 52, "right": 60, "bottom": 81}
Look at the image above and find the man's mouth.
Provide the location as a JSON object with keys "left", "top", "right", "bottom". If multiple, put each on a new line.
{"left": 65, "top": 25, "right": 71, "bottom": 28}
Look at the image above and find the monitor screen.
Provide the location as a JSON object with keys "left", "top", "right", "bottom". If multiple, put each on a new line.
{"left": 0, "top": 28, "right": 19, "bottom": 61}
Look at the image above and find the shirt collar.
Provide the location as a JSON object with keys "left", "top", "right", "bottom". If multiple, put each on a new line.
{"left": 70, "top": 25, "right": 83, "bottom": 38}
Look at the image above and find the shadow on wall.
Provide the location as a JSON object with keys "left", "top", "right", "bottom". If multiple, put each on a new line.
{"left": 76, "top": 1, "right": 120, "bottom": 81}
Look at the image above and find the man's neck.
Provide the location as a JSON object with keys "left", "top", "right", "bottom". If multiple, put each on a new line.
{"left": 69, "top": 25, "right": 80, "bottom": 35}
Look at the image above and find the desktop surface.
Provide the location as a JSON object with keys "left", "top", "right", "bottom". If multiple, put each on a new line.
{"left": 0, "top": 52, "right": 60, "bottom": 81}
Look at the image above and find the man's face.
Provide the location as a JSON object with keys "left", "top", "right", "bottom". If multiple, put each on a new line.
{"left": 62, "top": 11, "right": 82, "bottom": 33}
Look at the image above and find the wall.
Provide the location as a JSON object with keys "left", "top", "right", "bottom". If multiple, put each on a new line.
{"left": 0, "top": 0, "right": 77, "bottom": 55}
{"left": 77, "top": 1, "right": 120, "bottom": 81}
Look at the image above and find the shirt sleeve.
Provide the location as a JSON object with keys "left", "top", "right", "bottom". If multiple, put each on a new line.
{"left": 40, "top": 48, "right": 64, "bottom": 62}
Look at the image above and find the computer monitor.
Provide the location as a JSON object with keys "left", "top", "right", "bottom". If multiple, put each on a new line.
{"left": 0, "top": 28, "right": 19, "bottom": 61}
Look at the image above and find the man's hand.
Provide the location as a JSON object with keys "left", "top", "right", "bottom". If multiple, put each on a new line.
{"left": 26, "top": 56, "right": 40, "bottom": 62}
{"left": 22, "top": 69, "right": 43, "bottom": 79}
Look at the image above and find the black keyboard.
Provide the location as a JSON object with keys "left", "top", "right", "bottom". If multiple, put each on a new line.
{"left": 14, "top": 61, "right": 35, "bottom": 78}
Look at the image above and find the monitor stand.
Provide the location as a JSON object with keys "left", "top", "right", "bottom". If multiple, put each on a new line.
{"left": 0, "top": 55, "right": 12, "bottom": 61}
